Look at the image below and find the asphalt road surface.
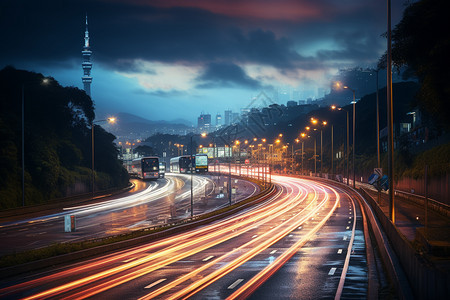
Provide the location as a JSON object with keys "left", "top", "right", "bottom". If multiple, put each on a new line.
{"left": 0, "top": 175, "right": 368, "bottom": 299}
{"left": 0, "top": 174, "right": 259, "bottom": 256}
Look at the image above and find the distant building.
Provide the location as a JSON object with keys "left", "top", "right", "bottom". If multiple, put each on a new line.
{"left": 224, "top": 110, "right": 232, "bottom": 125}
{"left": 197, "top": 113, "right": 212, "bottom": 132}
{"left": 81, "top": 15, "right": 92, "bottom": 97}
{"left": 215, "top": 113, "right": 222, "bottom": 127}
{"left": 232, "top": 112, "right": 240, "bottom": 124}
{"left": 287, "top": 100, "right": 298, "bottom": 107}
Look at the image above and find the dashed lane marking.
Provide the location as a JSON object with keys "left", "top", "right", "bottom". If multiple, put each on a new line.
{"left": 202, "top": 255, "right": 214, "bottom": 262}
{"left": 145, "top": 278, "right": 167, "bottom": 289}
{"left": 228, "top": 279, "right": 244, "bottom": 289}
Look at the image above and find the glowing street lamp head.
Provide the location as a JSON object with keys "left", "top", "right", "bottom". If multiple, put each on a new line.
{"left": 331, "top": 105, "right": 337, "bottom": 110}
{"left": 235, "top": 140, "right": 240, "bottom": 145}
{"left": 311, "top": 118, "right": 318, "bottom": 125}
{"left": 323, "top": 121, "right": 327, "bottom": 126}
{"left": 301, "top": 132, "right": 306, "bottom": 138}
{"left": 275, "top": 139, "right": 281, "bottom": 144}
{"left": 262, "top": 138, "right": 266, "bottom": 143}
{"left": 295, "top": 138, "right": 300, "bottom": 143}
{"left": 334, "top": 82, "right": 342, "bottom": 90}
{"left": 201, "top": 132, "right": 207, "bottom": 137}
{"left": 107, "top": 117, "right": 116, "bottom": 124}
{"left": 305, "top": 126, "right": 310, "bottom": 131}
{"left": 279, "top": 133, "right": 283, "bottom": 137}
{"left": 244, "top": 140, "right": 248, "bottom": 144}
{"left": 253, "top": 137, "right": 257, "bottom": 141}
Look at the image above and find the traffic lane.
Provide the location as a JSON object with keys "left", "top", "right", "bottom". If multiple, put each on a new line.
{"left": 245, "top": 186, "right": 367, "bottom": 299}
{"left": 0, "top": 178, "right": 172, "bottom": 256}
{"left": 0, "top": 178, "right": 293, "bottom": 298}
{"left": 89, "top": 178, "right": 334, "bottom": 299}
{"left": 0, "top": 177, "right": 330, "bottom": 299}
{"left": 191, "top": 181, "right": 341, "bottom": 299}
{"left": 0, "top": 173, "right": 253, "bottom": 256}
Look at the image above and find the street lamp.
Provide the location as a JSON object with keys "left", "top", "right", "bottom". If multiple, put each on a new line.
{"left": 343, "top": 85, "right": 357, "bottom": 188}
{"left": 331, "top": 105, "right": 350, "bottom": 185}
{"left": 309, "top": 119, "right": 327, "bottom": 177}
{"left": 21, "top": 78, "right": 51, "bottom": 206}
{"left": 299, "top": 132, "right": 309, "bottom": 175}
{"left": 91, "top": 117, "right": 116, "bottom": 199}
{"left": 190, "top": 132, "right": 207, "bottom": 217}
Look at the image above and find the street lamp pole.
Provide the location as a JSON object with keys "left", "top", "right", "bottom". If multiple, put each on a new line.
{"left": 190, "top": 135, "right": 194, "bottom": 217}
{"left": 189, "top": 132, "right": 207, "bottom": 217}
{"left": 91, "top": 117, "right": 116, "bottom": 200}
{"left": 21, "top": 84, "right": 25, "bottom": 207}
{"left": 331, "top": 105, "right": 350, "bottom": 185}
{"left": 343, "top": 86, "right": 357, "bottom": 188}
{"left": 387, "top": 0, "right": 395, "bottom": 222}
{"left": 21, "top": 79, "right": 50, "bottom": 206}
{"left": 331, "top": 124, "right": 334, "bottom": 177}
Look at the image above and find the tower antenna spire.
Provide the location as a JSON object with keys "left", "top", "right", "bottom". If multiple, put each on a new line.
{"left": 82, "top": 14, "right": 93, "bottom": 96}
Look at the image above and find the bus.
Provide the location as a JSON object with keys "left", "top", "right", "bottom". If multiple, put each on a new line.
{"left": 194, "top": 154, "right": 208, "bottom": 173}
{"left": 131, "top": 157, "right": 160, "bottom": 180}
{"left": 170, "top": 155, "right": 192, "bottom": 173}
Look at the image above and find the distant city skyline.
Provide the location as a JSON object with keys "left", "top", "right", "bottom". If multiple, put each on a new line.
{"left": 0, "top": 0, "right": 407, "bottom": 123}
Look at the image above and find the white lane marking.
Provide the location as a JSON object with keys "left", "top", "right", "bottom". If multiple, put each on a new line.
{"left": 343, "top": 236, "right": 348, "bottom": 241}
{"left": 228, "top": 279, "right": 244, "bottom": 289}
{"left": 252, "top": 235, "right": 258, "bottom": 239}
{"left": 346, "top": 226, "right": 350, "bottom": 230}
{"left": 348, "top": 221, "right": 351, "bottom": 224}
{"left": 337, "top": 249, "right": 343, "bottom": 254}
{"left": 335, "top": 191, "right": 358, "bottom": 300}
{"left": 270, "top": 250, "right": 277, "bottom": 255}
{"left": 298, "top": 226, "right": 302, "bottom": 230}
{"left": 145, "top": 278, "right": 167, "bottom": 289}
{"left": 328, "top": 267, "right": 337, "bottom": 275}
{"left": 349, "top": 217, "right": 352, "bottom": 219}
{"left": 202, "top": 255, "right": 214, "bottom": 262}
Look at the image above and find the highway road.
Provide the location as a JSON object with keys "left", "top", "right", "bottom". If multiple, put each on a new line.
{"left": 0, "top": 175, "right": 368, "bottom": 299}
{"left": 0, "top": 174, "right": 259, "bottom": 256}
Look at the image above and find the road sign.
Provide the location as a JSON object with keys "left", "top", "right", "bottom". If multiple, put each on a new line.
{"left": 379, "top": 175, "right": 389, "bottom": 191}
{"left": 374, "top": 168, "right": 383, "bottom": 177}
{"left": 368, "top": 173, "right": 379, "bottom": 185}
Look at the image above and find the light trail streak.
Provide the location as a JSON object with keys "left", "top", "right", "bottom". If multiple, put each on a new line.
{"left": 227, "top": 183, "right": 341, "bottom": 299}
{"left": 3, "top": 176, "right": 340, "bottom": 300}
{"left": 334, "top": 187, "right": 357, "bottom": 300}
{"left": 139, "top": 181, "right": 328, "bottom": 300}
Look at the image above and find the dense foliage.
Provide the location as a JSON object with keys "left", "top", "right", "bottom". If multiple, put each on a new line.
{"left": 0, "top": 67, "right": 128, "bottom": 209}
{"left": 390, "top": 0, "right": 450, "bottom": 131}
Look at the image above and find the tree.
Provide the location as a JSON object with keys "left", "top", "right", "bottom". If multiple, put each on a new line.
{"left": 0, "top": 67, "right": 128, "bottom": 208}
{"left": 388, "top": 0, "right": 450, "bottom": 131}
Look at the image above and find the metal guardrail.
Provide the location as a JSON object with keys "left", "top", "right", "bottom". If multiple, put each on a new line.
{"left": 394, "top": 189, "right": 450, "bottom": 218}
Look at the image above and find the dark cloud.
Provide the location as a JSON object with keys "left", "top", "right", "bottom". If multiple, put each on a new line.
{"left": 0, "top": 0, "right": 309, "bottom": 71}
{"left": 196, "top": 62, "right": 261, "bottom": 89}
{"left": 0, "top": 0, "right": 408, "bottom": 79}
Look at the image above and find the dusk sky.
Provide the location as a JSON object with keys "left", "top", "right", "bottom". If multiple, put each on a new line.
{"left": 1, "top": 0, "right": 408, "bottom": 124}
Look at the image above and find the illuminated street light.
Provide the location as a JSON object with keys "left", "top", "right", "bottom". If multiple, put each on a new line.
{"left": 343, "top": 85, "right": 357, "bottom": 188}
{"left": 21, "top": 77, "right": 51, "bottom": 206}
{"left": 331, "top": 105, "right": 350, "bottom": 185}
{"left": 92, "top": 117, "right": 117, "bottom": 199}
{"left": 190, "top": 132, "right": 207, "bottom": 217}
